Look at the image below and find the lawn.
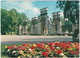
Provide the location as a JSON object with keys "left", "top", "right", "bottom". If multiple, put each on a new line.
{"left": 1, "top": 44, "right": 21, "bottom": 58}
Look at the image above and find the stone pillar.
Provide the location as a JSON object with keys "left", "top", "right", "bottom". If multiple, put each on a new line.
{"left": 19, "top": 25, "right": 22, "bottom": 35}
{"left": 34, "top": 26, "right": 36, "bottom": 35}
{"left": 25, "top": 26, "right": 28, "bottom": 35}
{"left": 57, "top": 21, "right": 62, "bottom": 35}
{"left": 37, "top": 23, "right": 41, "bottom": 35}
{"left": 30, "top": 26, "right": 33, "bottom": 35}
{"left": 35, "top": 25, "right": 37, "bottom": 35}
{"left": 40, "top": 7, "right": 48, "bottom": 35}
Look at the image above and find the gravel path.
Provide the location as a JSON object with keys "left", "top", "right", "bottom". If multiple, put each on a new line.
{"left": 1, "top": 35, "right": 73, "bottom": 44}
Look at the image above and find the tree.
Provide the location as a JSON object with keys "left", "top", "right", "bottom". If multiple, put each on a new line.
{"left": 56, "top": 1, "right": 79, "bottom": 24}
{"left": 1, "top": 8, "right": 30, "bottom": 35}
{"left": 60, "top": 18, "right": 73, "bottom": 33}
{"left": 1, "top": 8, "right": 10, "bottom": 34}
{"left": 9, "top": 9, "right": 18, "bottom": 34}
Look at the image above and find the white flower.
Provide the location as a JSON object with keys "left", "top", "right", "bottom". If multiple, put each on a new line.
{"left": 29, "top": 48, "right": 32, "bottom": 51}
{"left": 60, "top": 53, "right": 64, "bottom": 56}
{"left": 17, "top": 56, "right": 21, "bottom": 58}
{"left": 7, "top": 49, "right": 10, "bottom": 52}
{"left": 62, "top": 55, "right": 68, "bottom": 58}
{"left": 36, "top": 56, "right": 40, "bottom": 58}
{"left": 56, "top": 47, "right": 60, "bottom": 49}
{"left": 12, "top": 50, "right": 16, "bottom": 53}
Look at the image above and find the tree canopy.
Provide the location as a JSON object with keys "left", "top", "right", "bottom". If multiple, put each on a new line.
{"left": 1, "top": 8, "right": 30, "bottom": 35}
{"left": 56, "top": 1, "right": 79, "bottom": 24}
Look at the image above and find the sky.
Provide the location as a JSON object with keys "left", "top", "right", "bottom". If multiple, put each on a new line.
{"left": 1, "top": 1, "right": 62, "bottom": 20}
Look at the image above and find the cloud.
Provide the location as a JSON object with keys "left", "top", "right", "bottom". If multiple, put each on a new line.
{"left": 1, "top": 1, "right": 40, "bottom": 19}
{"left": 32, "top": 7, "right": 40, "bottom": 14}
{"left": 1, "top": 0, "right": 37, "bottom": 1}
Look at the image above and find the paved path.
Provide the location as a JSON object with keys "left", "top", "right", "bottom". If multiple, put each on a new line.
{"left": 1, "top": 35, "right": 73, "bottom": 44}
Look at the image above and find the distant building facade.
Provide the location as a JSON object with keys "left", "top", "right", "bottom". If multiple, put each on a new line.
{"left": 52, "top": 11, "right": 64, "bottom": 35}
{"left": 29, "top": 8, "right": 72, "bottom": 35}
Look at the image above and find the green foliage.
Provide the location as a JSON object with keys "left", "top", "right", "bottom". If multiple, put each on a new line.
{"left": 56, "top": 1, "right": 79, "bottom": 24}
{"left": 1, "top": 8, "right": 30, "bottom": 35}
{"left": 62, "top": 20, "right": 72, "bottom": 32}
{"left": 1, "top": 8, "right": 10, "bottom": 34}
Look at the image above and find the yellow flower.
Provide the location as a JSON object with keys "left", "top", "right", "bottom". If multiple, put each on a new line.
{"left": 18, "top": 50, "right": 24, "bottom": 54}
{"left": 22, "top": 54, "right": 26, "bottom": 57}
{"left": 68, "top": 48, "right": 73, "bottom": 50}
{"left": 27, "top": 54, "right": 32, "bottom": 57}
{"left": 45, "top": 45, "right": 49, "bottom": 48}
{"left": 25, "top": 54, "right": 27, "bottom": 56}
{"left": 4, "top": 46, "right": 7, "bottom": 48}
{"left": 17, "top": 56, "right": 20, "bottom": 58}
{"left": 55, "top": 42, "right": 60, "bottom": 43}
{"left": 33, "top": 44, "right": 36, "bottom": 47}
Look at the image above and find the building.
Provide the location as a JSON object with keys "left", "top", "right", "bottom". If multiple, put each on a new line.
{"left": 29, "top": 8, "right": 73, "bottom": 36}
{"left": 52, "top": 11, "right": 64, "bottom": 35}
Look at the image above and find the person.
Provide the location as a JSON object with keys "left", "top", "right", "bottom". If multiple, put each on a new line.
{"left": 44, "top": 29, "right": 48, "bottom": 36}
{"left": 44, "top": 29, "right": 46, "bottom": 36}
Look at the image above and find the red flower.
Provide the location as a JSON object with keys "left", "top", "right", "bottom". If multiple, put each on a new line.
{"left": 12, "top": 45, "right": 17, "bottom": 48}
{"left": 78, "top": 43, "right": 80, "bottom": 47}
{"left": 30, "top": 47, "right": 35, "bottom": 49}
{"left": 42, "top": 52, "right": 49, "bottom": 57}
{"left": 7, "top": 45, "right": 17, "bottom": 49}
{"left": 21, "top": 47, "right": 26, "bottom": 51}
{"left": 62, "top": 41, "right": 65, "bottom": 43}
{"left": 67, "top": 42, "right": 71, "bottom": 45}
{"left": 16, "top": 46, "right": 26, "bottom": 50}
{"left": 48, "top": 42, "right": 53, "bottom": 45}
{"left": 21, "top": 43, "right": 27, "bottom": 47}
{"left": 74, "top": 42, "right": 78, "bottom": 45}
{"left": 49, "top": 46, "right": 55, "bottom": 51}
{"left": 71, "top": 51, "right": 75, "bottom": 54}
{"left": 16, "top": 46, "right": 21, "bottom": 50}
{"left": 37, "top": 43, "right": 44, "bottom": 49}
{"left": 75, "top": 51, "right": 79, "bottom": 54}
{"left": 56, "top": 50, "right": 62, "bottom": 54}
{"left": 68, "top": 50, "right": 73, "bottom": 53}
{"left": 7, "top": 46, "right": 13, "bottom": 49}
{"left": 54, "top": 43, "right": 60, "bottom": 46}
{"left": 75, "top": 46, "right": 79, "bottom": 50}
{"left": 61, "top": 45, "right": 69, "bottom": 49}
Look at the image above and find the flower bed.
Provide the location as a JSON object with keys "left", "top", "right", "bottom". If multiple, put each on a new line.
{"left": 3, "top": 42, "right": 80, "bottom": 58}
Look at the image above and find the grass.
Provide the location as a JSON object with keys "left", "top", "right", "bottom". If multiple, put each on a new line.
{"left": 1, "top": 44, "right": 21, "bottom": 58}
